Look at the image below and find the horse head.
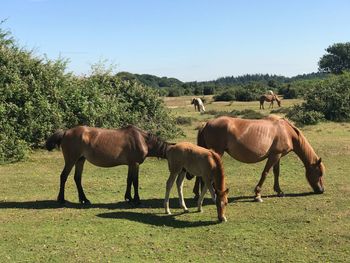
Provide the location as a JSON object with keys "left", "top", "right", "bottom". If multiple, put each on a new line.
{"left": 215, "top": 188, "right": 229, "bottom": 222}
{"left": 306, "top": 158, "right": 325, "bottom": 194}
{"left": 191, "top": 98, "right": 196, "bottom": 105}
{"left": 275, "top": 95, "right": 282, "bottom": 107}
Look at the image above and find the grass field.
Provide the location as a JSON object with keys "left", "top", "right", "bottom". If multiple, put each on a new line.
{"left": 1, "top": 97, "right": 349, "bottom": 262}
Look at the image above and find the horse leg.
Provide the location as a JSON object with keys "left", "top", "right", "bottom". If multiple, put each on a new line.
{"left": 124, "top": 165, "right": 134, "bottom": 202}
{"left": 176, "top": 170, "right": 189, "bottom": 213}
{"left": 73, "top": 157, "right": 90, "bottom": 205}
{"left": 197, "top": 182, "right": 208, "bottom": 212}
{"left": 193, "top": 177, "right": 205, "bottom": 200}
{"left": 130, "top": 163, "right": 140, "bottom": 204}
{"left": 254, "top": 154, "right": 281, "bottom": 202}
{"left": 164, "top": 171, "right": 178, "bottom": 214}
{"left": 57, "top": 162, "right": 75, "bottom": 204}
{"left": 273, "top": 160, "right": 284, "bottom": 197}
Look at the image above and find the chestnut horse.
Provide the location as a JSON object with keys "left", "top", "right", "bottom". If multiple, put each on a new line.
{"left": 165, "top": 142, "right": 229, "bottom": 222}
{"left": 192, "top": 116, "right": 325, "bottom": 202}
{"left": 259, "top": 94, "right": 281, "bottom": 109}
{"left": 46, "top": 125, "right": 168, "bottom": 205}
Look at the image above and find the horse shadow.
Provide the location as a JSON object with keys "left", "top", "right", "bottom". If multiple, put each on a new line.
{"left": 230, "top": 191, "right": 316, "bottom": 203}
{"left": 0, "top": 192, "right": 316, "bottom": 210}
{"left": 0, "top": 197, "right": 214, "bottom": 210}
{"left": 96, "top": 211, "right": 217, "bottom": 228}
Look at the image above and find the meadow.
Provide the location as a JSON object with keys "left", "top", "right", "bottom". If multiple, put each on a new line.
{"left": 0, "top": 97, "right": 349, "bottom": 262}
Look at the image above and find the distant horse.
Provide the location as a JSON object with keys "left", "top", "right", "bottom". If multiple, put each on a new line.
{"left": 165, "top": 142, "right": 229, "bottom": 222}
{"left": 192, "top": 116, "right": 325, "bottom": 202}
{"left": 191, "top": 98, "right": 206, "bottom": 112}
{"left": 46, "top": 125, "right": 168, "bottom": 205}
{"left": 259, "top": 94, "right": 281, "bottom": 109}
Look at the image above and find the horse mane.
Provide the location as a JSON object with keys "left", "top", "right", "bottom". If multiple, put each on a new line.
{"left": 146, "top": 133, "right": 173, "bottom": 159}
{"left": 283, "top": 118, "right": 318, "bottom": 165}
{"left": 209, "top": 150, "right": 225, "bottom": 191}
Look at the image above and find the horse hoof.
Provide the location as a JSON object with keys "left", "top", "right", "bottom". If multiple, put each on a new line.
{"left": 197, "top": 208, "right": 203, "bottom": 213}
{"left": 254, "top": 197, "right": 263, "bottom": 202}
{"left": 219, "top": 217, "right": 227, "bottom": 223}
{"left": 81, "top": 200, "right": 91, "bottom": 205}
{"left": 166, "top": 211, "right": 171, "bottom": 215}
{"left": 277, "top": 192, "right": 285, "bottom": 197}
{"left": 184, "top": 209, "right": 190, "bottom": 213}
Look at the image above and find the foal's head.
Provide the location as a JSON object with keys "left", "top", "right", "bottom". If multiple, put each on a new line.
{"left": 306, "top": 158, "right": 325, "bottom": 194}
{"left": 215, "top": 188, "right": 229, "bottom": 222}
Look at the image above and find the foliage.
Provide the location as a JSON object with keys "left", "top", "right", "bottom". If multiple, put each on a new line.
{"left": 0, "top": 27, "right": 181, "bottom": 163}
{"left": 213, "top": 89, "right": 236, "bottom": 101}
{"left": 287, "top": 73, "right": 350, "bottom": 125}
{"left": 319, "top": 42, "right": 350, "bottom": 74}
{"left": 175, "top": 116, "right": 194, "bottom": 126}
{"left": 286, "top": 105, "right": 325, "bottom": 125}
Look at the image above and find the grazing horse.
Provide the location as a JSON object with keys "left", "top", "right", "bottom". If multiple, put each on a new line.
{"left": 192, "top": 115, "right": 325, "bottom": 202}
{"left": 259, "top": 94, "right": 281, "bottom": 109}
{"left": 191, "top": 98, "right": 206, "bottom": 112}
{"left": 45, "top": 125, "right": 168, "bottom": 205}
{"left": 164, "top": 142, "right": 229, "bottom": 222}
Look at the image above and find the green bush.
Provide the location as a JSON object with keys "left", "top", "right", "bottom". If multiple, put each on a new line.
{"left": 286, "top": 105, "right": 325, "bottom": 125}
{"left": 213, "top": 90, "right": 236, "bottom": 101}
{"left": 0, "top": 27, "right": 181, "bottom": 163}
{"left": 287, "top": 72, "right": 350, "bottom": 126}
{"left": 303, "top": 73, "right": 350, "bottom": 121}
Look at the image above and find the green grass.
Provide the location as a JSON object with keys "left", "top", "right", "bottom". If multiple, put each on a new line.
{"left": 1, "top": 97, "right": 349, "bottom": 262}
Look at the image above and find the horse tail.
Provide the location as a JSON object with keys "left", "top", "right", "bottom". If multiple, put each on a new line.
{"left": 209, "top": 150, "right": 225, "bottom": 188}
{"left": 45, "top": 130, "right": 65, "bottom": 151}
{"left": 197, "top": 122, "right": 208, "bottom": 149}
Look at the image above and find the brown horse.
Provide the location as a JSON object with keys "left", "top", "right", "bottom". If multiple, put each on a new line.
{"left": 193, "top": 116, "right": 325, "bottom": 202}
{"left": 259, "top": 94, "right": 281, "bottom": 109}
{"left": 165, "top": 142, "right": 229, "bottom": 222}
{"left": 46, "top": 125, "right": 168, "bottom": 205}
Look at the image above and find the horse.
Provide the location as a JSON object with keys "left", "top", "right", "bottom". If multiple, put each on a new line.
{"left": 45, "top": 125, "right": 168, "bottom": 205}
{"left": 191, "top": 115, "right": 325, "bottom": 202}
{"left": 191, "top": 98, "right": 206, "bottom": 112}
{"left": 259, "top": 94, "right": 281, "bottom": 109}
{"left": 164, "top": 142, "right": 229, "bottom": 222}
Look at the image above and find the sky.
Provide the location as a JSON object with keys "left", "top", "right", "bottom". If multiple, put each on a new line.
{"left": 1, "top": 0, "right": 350, "bottom": 81}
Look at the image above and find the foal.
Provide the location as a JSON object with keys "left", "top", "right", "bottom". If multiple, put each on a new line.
{"left": 164, "top": 142, "right": 229, "bottom": 222}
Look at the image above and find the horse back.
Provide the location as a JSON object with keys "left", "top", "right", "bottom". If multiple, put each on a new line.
{"left": 200, "top": 117, "right": 294, "bottom": 163}
{"left": 61, "top": 126, "right": 148, "bottom": 166}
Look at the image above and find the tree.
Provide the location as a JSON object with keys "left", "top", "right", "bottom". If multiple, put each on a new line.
{"left": 319, "top": 42, "right": 350, "bottom": 74}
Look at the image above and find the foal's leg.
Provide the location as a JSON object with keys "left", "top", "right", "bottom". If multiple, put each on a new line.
{"left": 193, "top": 177, "right": 205, "bottom": 200}
{"left": 57, "top": 162, "right": 75, "bottom": 204}
{"left": 176, "top": 170, "right": 189, "bottom": 213}
{"left": 197, "top": 182, "right": 208, "bottom": 212}
{"left": 254, "top": 154, "right": 281, "bottom": 202}
{"left": 273, "top": 160, "right": 284, "bottom": 197}
{"left": 164, "top": 171, "right": 178, "bottom": 214}
{"left": 74, "top": 157, "right": 90, "bottom": 205}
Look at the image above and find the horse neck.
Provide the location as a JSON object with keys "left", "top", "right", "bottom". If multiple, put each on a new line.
{"left": 292, "top": 130, "right": 318, "bottom": 167}
{"left": 210, "top": 152, "right": 225, "bottom": 191}
{"left": 146, "top": 135, "right": 171, "bottom": 159}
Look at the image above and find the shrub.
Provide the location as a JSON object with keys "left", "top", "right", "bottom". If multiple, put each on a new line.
{"left": 0, "top": 27, "right": 181, "bottom": 163}
{"left": 213, "top": 90, "right": 236, "bottom": 101}
{"left": 175, "top": 116, "right": 193, "bottom": 126}
{"left": 286, "top": 105, "right": 324, "bottom": 125}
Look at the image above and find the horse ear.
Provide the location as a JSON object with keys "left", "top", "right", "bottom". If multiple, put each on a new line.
{"left": 317, "top": 158, "right": 322, "bottom": 165}
{"left": 225, "top": 188, "right": 229, "bottom": 194}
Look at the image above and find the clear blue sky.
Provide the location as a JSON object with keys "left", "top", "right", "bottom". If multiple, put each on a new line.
{"left": 2, "top": 0, "right": 350, "bottom": 81}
